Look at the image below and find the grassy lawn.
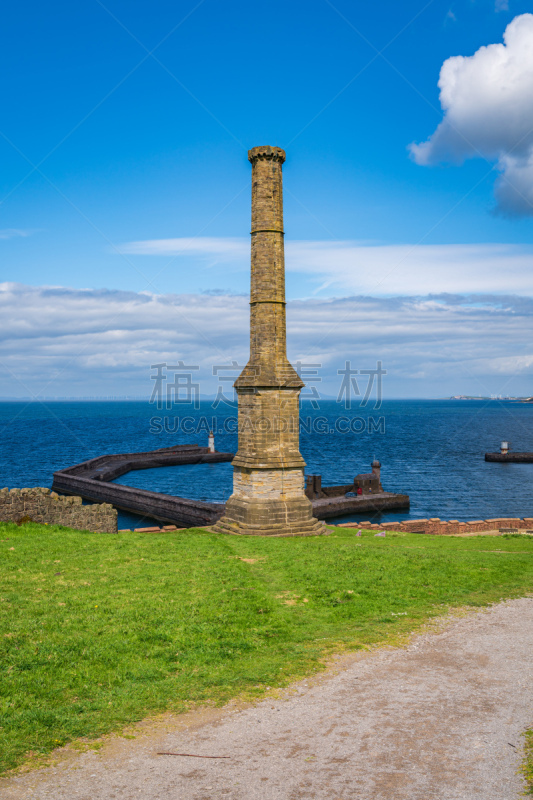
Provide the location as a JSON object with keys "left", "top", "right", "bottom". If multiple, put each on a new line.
{"left": 522, "top": 730, "right": 533, "bottom": 796}
{"left": 1, "top": 522, "right": 532, "bottom": 775}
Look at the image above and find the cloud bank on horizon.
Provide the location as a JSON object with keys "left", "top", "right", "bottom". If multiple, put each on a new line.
{"left": 117, "top": 237, "right": 533, "bottom": 298}
{"left": 410, "top": 13, "right": 533, "bottom": 217}
{"left": 1, "top": 283, "right": 532, "bottom": 399}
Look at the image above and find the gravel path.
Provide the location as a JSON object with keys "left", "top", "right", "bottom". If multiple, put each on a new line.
{"left": 2, "top": 597, "right": 532, "bottom": 800}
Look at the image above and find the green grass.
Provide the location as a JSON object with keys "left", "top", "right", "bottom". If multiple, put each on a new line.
{"left": 1, "top": 522, "right": 532, "bottom": 775}
{"left": 522, "top": 730, "right": 533, "bottom": 795}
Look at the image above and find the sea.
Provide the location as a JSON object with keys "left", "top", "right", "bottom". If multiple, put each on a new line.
{"left": 1, "top": 399, "right": 532, "bottom": 529}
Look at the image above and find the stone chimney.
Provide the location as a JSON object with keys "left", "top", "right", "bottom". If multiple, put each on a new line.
{"left": 213, "top": 146, "right": 325, "bottom": 536}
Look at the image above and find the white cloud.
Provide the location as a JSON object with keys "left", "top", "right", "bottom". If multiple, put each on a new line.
{"left": 116, "top": 236, "right": 248, "bottom": 259}
{"left": 0, "top": 283, "right": 532, "bottom": 398}
{"left": 410, "top": 13, "right": 533, "bottom": 216}
{"left": 494, "top": 151, "right": 533, "bottom": 214}
{"left": 0, "top": 229, "right": 34, "bottom": 240}
{"left": 116, "top": 236, "right": 533, "bottom": 297}
{"left": 287, "top": 241, "right": 533, "bottom": 295}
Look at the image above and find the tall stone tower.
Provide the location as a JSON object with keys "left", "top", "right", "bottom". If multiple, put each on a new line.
{"left": 214, "top": 146, "right": 325, "bottom": 536}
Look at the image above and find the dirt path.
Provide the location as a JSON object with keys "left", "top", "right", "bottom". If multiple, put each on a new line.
{"left": 2, "top": 597, "right": 532, "bottom": 800}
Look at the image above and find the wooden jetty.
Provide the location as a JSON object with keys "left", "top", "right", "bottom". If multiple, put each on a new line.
{"left": 52, "top": 444, "right": 410, "bottom": 528}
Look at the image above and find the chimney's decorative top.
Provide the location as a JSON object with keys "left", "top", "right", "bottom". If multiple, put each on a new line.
{"left": 248, "top": 145, "right": 286, "bottom": 164}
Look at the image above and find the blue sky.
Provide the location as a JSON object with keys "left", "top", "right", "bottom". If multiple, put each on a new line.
{"left": 1, "top": 0, "right": 533, "bottom": 398}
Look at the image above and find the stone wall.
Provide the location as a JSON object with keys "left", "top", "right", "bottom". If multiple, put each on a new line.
{"left": 337, "top": 516, "right": 533, "bottom": 535}
{"left": 0, "top": 488, "right": 117, "bottom": 533}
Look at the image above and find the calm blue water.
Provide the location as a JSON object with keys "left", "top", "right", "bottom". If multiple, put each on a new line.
{"left": 1, "top": 399, "right": 532, "bottom": 527}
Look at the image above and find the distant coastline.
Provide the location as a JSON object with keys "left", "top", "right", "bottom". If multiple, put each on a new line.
{"left": 449, "top": 395, "right": 533, "bottom": 402}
